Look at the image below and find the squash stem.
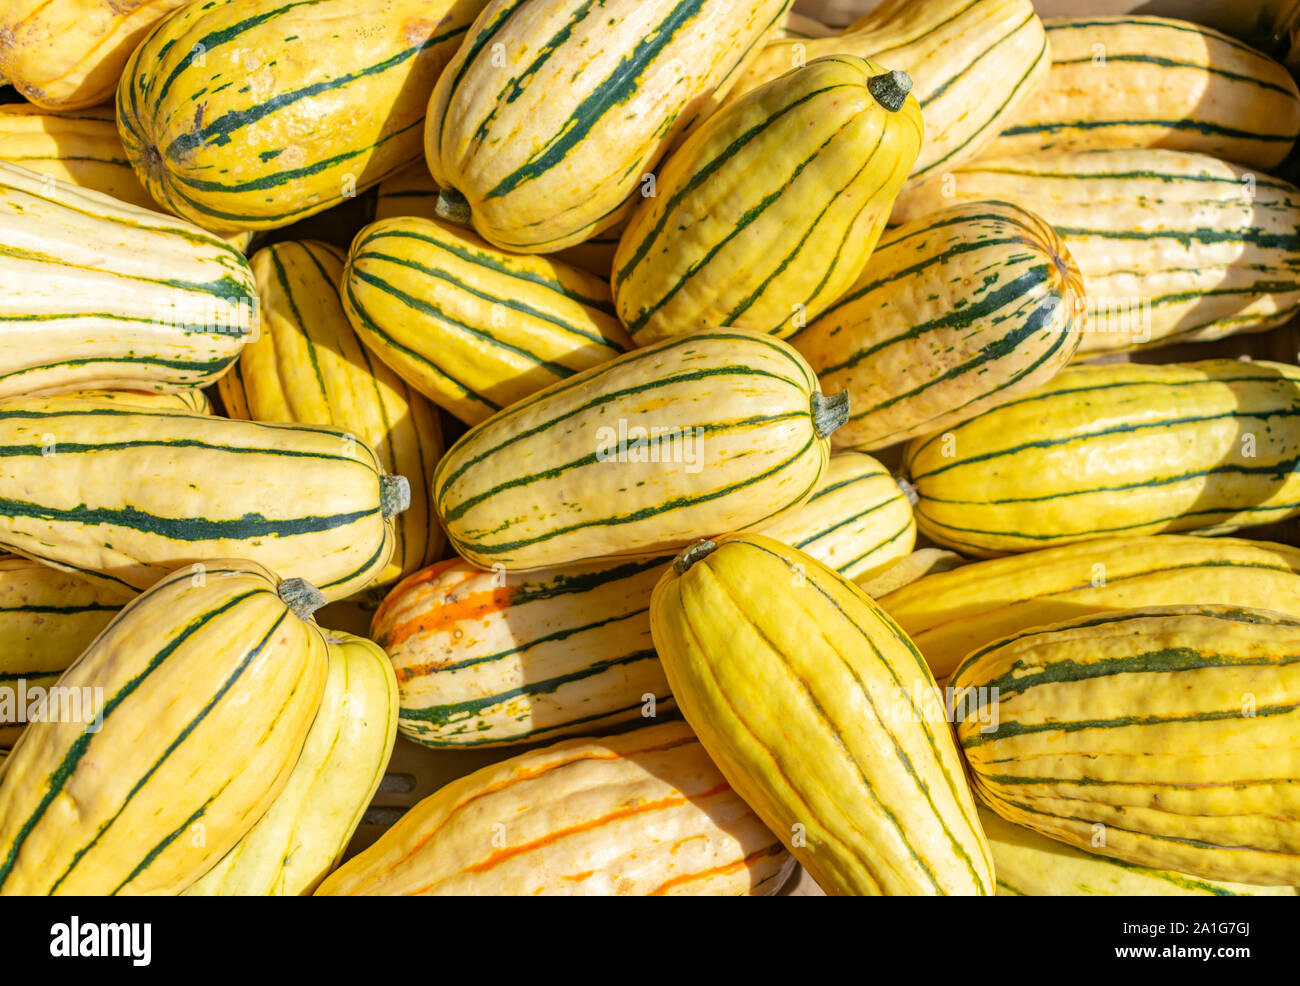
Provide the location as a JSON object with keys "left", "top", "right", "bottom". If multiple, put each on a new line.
{"left": 380, "top": 475, "right": 411, "bottom": 518}
{"left": 867, "top": 70, "right": 913, "bottom": 112}
{"left": 895, "top": 476, "right": 918, "bottom": 505}
{"left": 435, "top": 188, "right": 472, "bottom": 225}
{"left": 811, "top": 390, "right": 850, "bottom": 439}
{"left": 672, "top": 539, "right": 717, "bottom": 575}
{"left": 279, "top": 578, "right": 327, "bottom": 620}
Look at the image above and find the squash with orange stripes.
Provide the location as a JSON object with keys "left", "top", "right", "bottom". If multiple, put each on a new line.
{"left": 314, "top": 721, "right": 792, "bottom": 895}
{"left": 372, "top": 556, "right": 673, "bottom": 748}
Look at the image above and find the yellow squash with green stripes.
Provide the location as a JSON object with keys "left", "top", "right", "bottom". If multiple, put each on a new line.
{"left": 316, "top": 720, "right": 792, "bottom": 895}
{"left": 980, "top": 807, "right": 1298, "bottom": 896}
{"left": 881, "top": 535, "right": 1300, "bottom": 679}
{"left": 423, "top": 0, "right": 793, "bottom": 252}
{"left": 726, "top": 0, "right": 1049, "bottom": 183}
{"left": 0, "top": 560, "right": 328, "bottom": 895}
{"left": 185, "top": 631, "right": 397, "bottom": 896}
{"left": 903, "top": 360, "right": 1300, "bottom": 557}
{"left": 434, "top": 330, "right": 846, "bottom": 571}
{"left": 219, "top": 240, "right": 443, "bottom": 588}
{"left": 0, "top": 104, "right": 254, "bottom": 253}
{"left": 0, "top": 395, "right": 408, "bottom": 601}
{"left": 612, "top": 54, "right": 922, "bottom": 344}
{"left": 755, "top": 451, "right": 915, "bottom": 582}
{"left": 373, "top": 555, "right": 672, "bottom": 748}
{"left": 893, "top": 149, "right": 1300, "bottom": 353}
{"left": 0, "top": 163, "right": 255, "bottom": 399}
{"left": 0, "top": 0, "right": 186, "bottom": 109}
{"left": 986, "top": 16, "right": 1300, "bottom": 168}
{"left": 0, "top": 103, "right": 157, "bottom": 209}
{"left": 117, "top": 0, "right": 489, "bottom": 233}
{"left": 792, "top": 200, "right": 1083, "bottom": 450}
{"left": 23, "top": 389, "right": 212, "bottom": 414}
{"left": 342, "top": 216, "right": 631, "bottom": 425}
{"left": 0, "top": 555, "right": 122, "bottom": 749}
{"left": 953, "top": 604, "right": 1300, "bottom": 886}
{"left": 651, "top": 533, "right": 993, "bottom": 895}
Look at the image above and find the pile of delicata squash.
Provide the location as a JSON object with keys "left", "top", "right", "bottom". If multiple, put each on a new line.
{"left": 0, "top": 0, "right": 1299, "bottom": 897}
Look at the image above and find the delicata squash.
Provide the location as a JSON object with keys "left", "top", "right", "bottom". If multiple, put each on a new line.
{"left": 423, "top": 0, "right": 794, "bottom": 252}
{"left": 0, "top": 560, "right": 329, "bottom": 895}
{"left": 433, "top": 330, "right": 847, "bottom": 571}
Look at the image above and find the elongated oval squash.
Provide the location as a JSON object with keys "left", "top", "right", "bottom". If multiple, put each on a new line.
{"left": 792, "top": 201, "right": 1083, "bottom": 450}
{"left": 980, "top": 806, "right": 1297, "bottom": 896}
{"left": 423, "top": 0, "right": 793, "bottom": 252}
{"left": 952, "top": 604, "right": 1300, "bottom": 886}
{"left": 316, "top": 720, "right": 791, "bottom": 895}
{"left": 219, "top": 240, "right": 443, "bottom": 587}
{"left": 726, "top": 0, "right": 1049, "bottom": 183}
{"left": 434, "top": 330, "right": 845, "bottom": 570}
{"left": 184, "top": 630, "right": 397, "bottom": 896}
{"left": 373, "top": 555, "right": 673, "bottom": 748}
{"left": 612, "top": 54, "right": 922, "bottom": 345}
{"left": 0, "top": 560, "right": 329, "bottom": 895}
{"left": 651, "top": 533, "right": 992, "bottom": 895}
{"left": 902, "top": 359, "right": 1300, "bottom": 556}
{"left": 373, "top": 164, "right": 439, "bottom": 223}
{"left": 0, "top": 555, "right": 122, "bottom": 749}
{"left": 893, "top": 149, "right": 1300, "bottom": 353}
{"left": 117, "top": 0, "right": 489, "bottom": 233}
{"left": 343, "top": 216, "right": 631, "bottom": 425}
{"left": 881, "top": 534, "right": 1300, "bottom": 679}
{"left": 755, "top": 451, "right": 915, "bottom": 581}
{"left": 0, "top": 163, "right": 255, "bottom": 399}
{"left": 986, "top": 16, "right": 1300, "bottom": 168}
{"left": 0, "top": 0, "right": 186, "bottom": 109}
{"left": 0, "top": 395, "right": 408, "bottom": 600}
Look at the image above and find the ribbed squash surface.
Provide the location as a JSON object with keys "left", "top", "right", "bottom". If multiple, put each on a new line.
{"left": 316, "top": 721, "right": 791, "bottom": 895}
{"left": 980, "top": 806, "right": 1297, "bottom": 896}
{"left": 0, "top": 560, "right": 328, "bottom": 895}
{"left": 220, "top": 239, "right": 443, "bottom": 588}
{"left": 882, "top": 534, "right": 1300, "bottom": 678}
{"left": 433, "top": 330, "right": 840, "bottom": 570}
{"left": 186, "top": 631, "right": 397, "bottom": 896}
{"left": 0, "top": 163, "right": 254, "bottom": 399}
{"left": 373, "top": 555, "right": 673, "bottom": 747}
{"left": 612, "top": 54, "right": 922, "bottom": 345}
{"left": 651, "top": 533, "right": 993, "bottom": 895}
{"left": 343, "top": 216, "right": 630, "bottom": 425}
{"left": 903, "top": 360, "right": 1300, "bottom": 556}
{"left": 117, "top": 0, "right": 488, "bottom": 232}
{"left": 987, "top": 16, "right": 1300, "bottom": 168}
{"left": 793, "top": 200, "right": 1083, "bottom": 450}
{"left": 0, "top": 0, "right": 186, "bottom": 109}
{"left": 0, "top": 395, "right": 404, "bottom": 600}
{"left": 953, "top": 605, "right": 1300, "bottom": 886}
{"left": 424, "top": 0, "right": 793, "bottom": 251}
{"left": 0, "top": 555, "right": 121, "bottom": 749}
{"left": 893, "top": 148, "right": 1300, "bottom": 353}
{"left": 726, "top": 0, "right": 1049, "bottom": 183}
